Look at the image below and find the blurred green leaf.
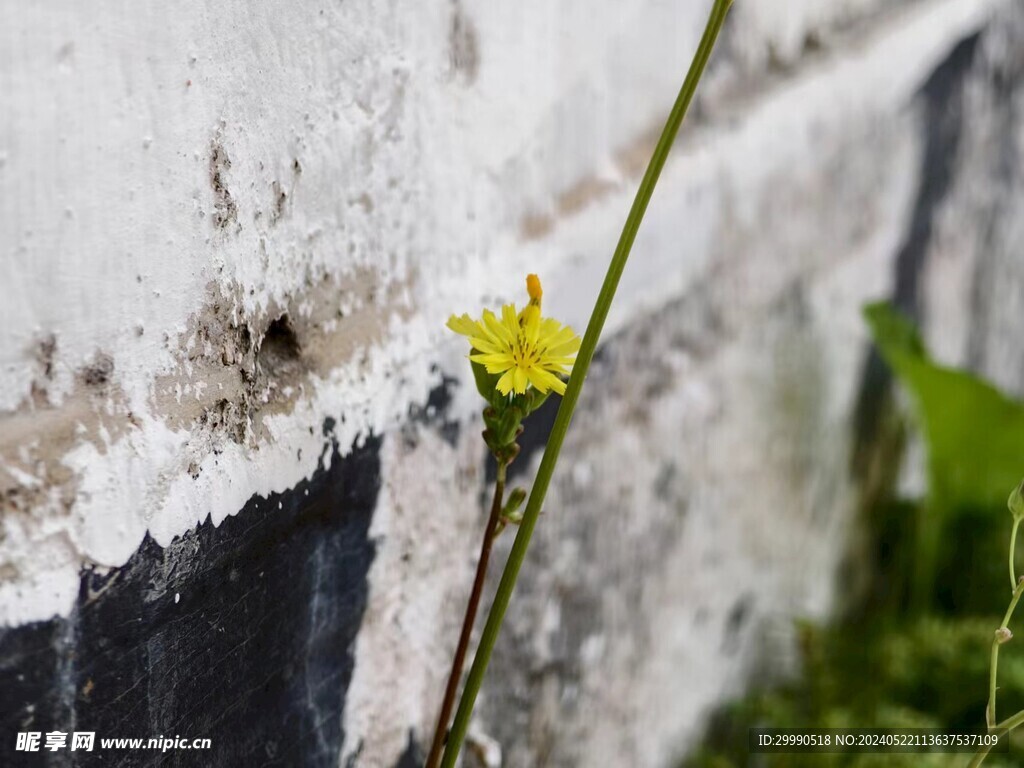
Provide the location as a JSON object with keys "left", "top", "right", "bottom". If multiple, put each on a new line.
{"left": 687, "top": 305, "right": 1024, "bottom": 768}
{"left": 864, "top": 301, "right": 1024, "bottom": 512}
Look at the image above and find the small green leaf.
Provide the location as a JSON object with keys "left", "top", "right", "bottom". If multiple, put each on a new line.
{"left": 470, "top": 358, "right": 500, "bottom": 404}
{"left": 503, "top": 488, "right": 527, "bottom": 518}
{"left": 864, "top": 301, "right": 1024, "bottom": 512}
{"left": 523, "top": 387, "right": 552, "bottom": 415}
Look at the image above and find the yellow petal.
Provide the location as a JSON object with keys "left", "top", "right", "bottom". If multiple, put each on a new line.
{"left": 468, "top": 336, "right": 505, "bottom": 355}
{"left": 526, "top": 366, "right": 563, "bottom": 394}
{"left": 539, "top": 361, "right": 572, "bottom": 373}
{"left": 540, "top": 323, "right": 579, "bottom": 349}
{"left": 483, "top": 309, "right": 514, "bottom": 345}
{"left": 522, "top": 306, "right": 540, "bottom": 346}
{"left": 496, "top": 369, "right": 516, "bottom": 395}
{"left": 539, "top": 317, "right": 564, "bottom": 337}
{"left": 546, "top": 338, "right": 582, "bottom": 357}
{"left": 502, "top": 304, "right": 520, "bottom": 337}
{"left": 512, "top": 367, "right": 528, "bottom": 394}
{"left": 470, "top": 353, "right": 515, "bottom": 374}
{"left": 447, "top": 314, "right": 483, "bottom": 338}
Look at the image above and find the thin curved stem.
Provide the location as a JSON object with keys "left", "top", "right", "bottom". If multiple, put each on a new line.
{"left": 986, "top": 578, "right": 1024, "bottom": 732}
{"left": 988, "top": 639, "right": 999, "bottom": 731}
{"left": 438, "top": 2, "right": 734, "bottom": 765}
{"left": 969, "top": 713, "right": 1018, "bottom": 768}
{"left": 969, "top": 738, "right": 993, "bottom": 768}
{"left": 998, "top": 709, "right": 1024, "bottom": 731}
{"left": 424, "top": 461, "right": 506, "bottom": 768}
{"left": 1010, "top": 519, "right": 1019, "bottom": 591}
{"left": 977, "top": 529, "right": 1024, "bottom": 766}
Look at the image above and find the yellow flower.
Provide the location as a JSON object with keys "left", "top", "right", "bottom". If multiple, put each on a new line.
{"left": 448, "top": 275, "right": 581, "bottom": 396}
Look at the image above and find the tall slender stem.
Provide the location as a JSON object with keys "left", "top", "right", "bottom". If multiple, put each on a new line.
{"left": 438, "top": 2, "right": 734, "bottom": 765}
{"left": 424, "top": 461, "right": 507, "bottom": 768}
{"left": 969, "top": 718, "right": 1017, "bottom": 768}
{"left": 988, "top": 554, "right": 1024, "bottom": 729}
{"left": 988, "top": 639, "right": 999, "bottom": 731}
{"left": 976, "top": 519, "right": 1024, "bottom": 766}
{"left": 971, "top": 711, "right": 1024, "bottom": 767}
{"left": 1010, "top": 519, "right": 1019, "bottom": 591}
{"left": 969, "top": 735, "right": 997, "bottom": 768}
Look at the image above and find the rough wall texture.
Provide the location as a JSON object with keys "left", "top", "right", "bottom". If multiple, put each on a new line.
{"left": 1, "top": 1, "right": 1021, "bottom": 766}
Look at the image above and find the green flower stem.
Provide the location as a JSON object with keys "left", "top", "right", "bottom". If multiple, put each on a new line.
{"left": 1001, "top": 583, "right": 1024, "bottom": 637}
{"left": 438, "top": 2, "right": 734, "bottom": 765}
{"left": 987, "top": 579, "right": 1024, "bottom": 730}
{"left": 1011, "top": 518, "right": 1020, "bottom": 591}
{"left": 988, "top": 639, "right": 999, "bottom": 731}
{"left": 424, "top": 461, "right": 507, "bottom": 768}
{"left": 969, "top": 734, "right": 998, "bottom": 768}
{"left": 969, "top": 716, "right": 1018, "bottom": 768}
{"left": 976, "top": 529, "right": 1024, "bottom": 766}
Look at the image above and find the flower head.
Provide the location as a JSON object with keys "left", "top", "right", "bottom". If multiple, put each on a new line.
{"left": 448, "top": 275, "right": 581, "bottom": 397}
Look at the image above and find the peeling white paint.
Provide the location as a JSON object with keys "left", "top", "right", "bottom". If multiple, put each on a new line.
{"left": 0, "top": 0, "right": 1009, "bottom": 763}
{"left": 0, "top": 0, "right": 996, "bottom": 627}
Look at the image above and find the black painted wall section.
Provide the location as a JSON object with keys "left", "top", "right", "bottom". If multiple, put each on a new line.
{"left": 0, "top": 428, "right": 382, "bottom": 767}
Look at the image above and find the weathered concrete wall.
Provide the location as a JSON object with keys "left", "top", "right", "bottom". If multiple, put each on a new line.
{"left": 0, "top": 0, "right": 1019, "bottom": 766}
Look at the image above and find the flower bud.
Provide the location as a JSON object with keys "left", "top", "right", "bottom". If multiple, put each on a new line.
{"left": 996, "top": 627, "right": 1013, "bottom": 645}
{"left": 504, "top": 488, "right": 527, "bottom": 516}
{"left": 526, "top": 274, "right": 542, "bottom": 304}
{"left": 1010, "top": 480, "right": 1024, "bottom": 522}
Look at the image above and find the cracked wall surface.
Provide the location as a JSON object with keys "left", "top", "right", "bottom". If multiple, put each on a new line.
{"left": 1, "top": 0, "right": 1021, "bottom": 766}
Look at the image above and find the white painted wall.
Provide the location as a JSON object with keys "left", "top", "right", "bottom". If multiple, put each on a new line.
{"left": 0, "top": 0, "right": 1009, "bottom": 765}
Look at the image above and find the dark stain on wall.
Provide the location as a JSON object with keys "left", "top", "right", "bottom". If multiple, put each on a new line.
{"left": 209, "top": 139, "right": 237, "bottom": 230}
{"left": 448, "top": 0, "right": 480, "bottom": 85}
{"left": 390, "top": 730, "right": 423, "bottom": 768}
{"left": 0, "top": 428, "right": 382, "bottom": 767}
{"left": 408, "top": 372, "right": 461, "bottom": 449}
{"left": 851, "top": 30, "right": 981, "bottom": 477}
{"left": 964, "top": 11, "right": 1024, "bottom": 382}
{"left": 78, "top": 353, "right": 115, "bottom": 389}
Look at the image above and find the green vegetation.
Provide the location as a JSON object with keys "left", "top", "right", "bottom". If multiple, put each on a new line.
{"left": 687, "top": 302, "right": 1024, "bottom": 768}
